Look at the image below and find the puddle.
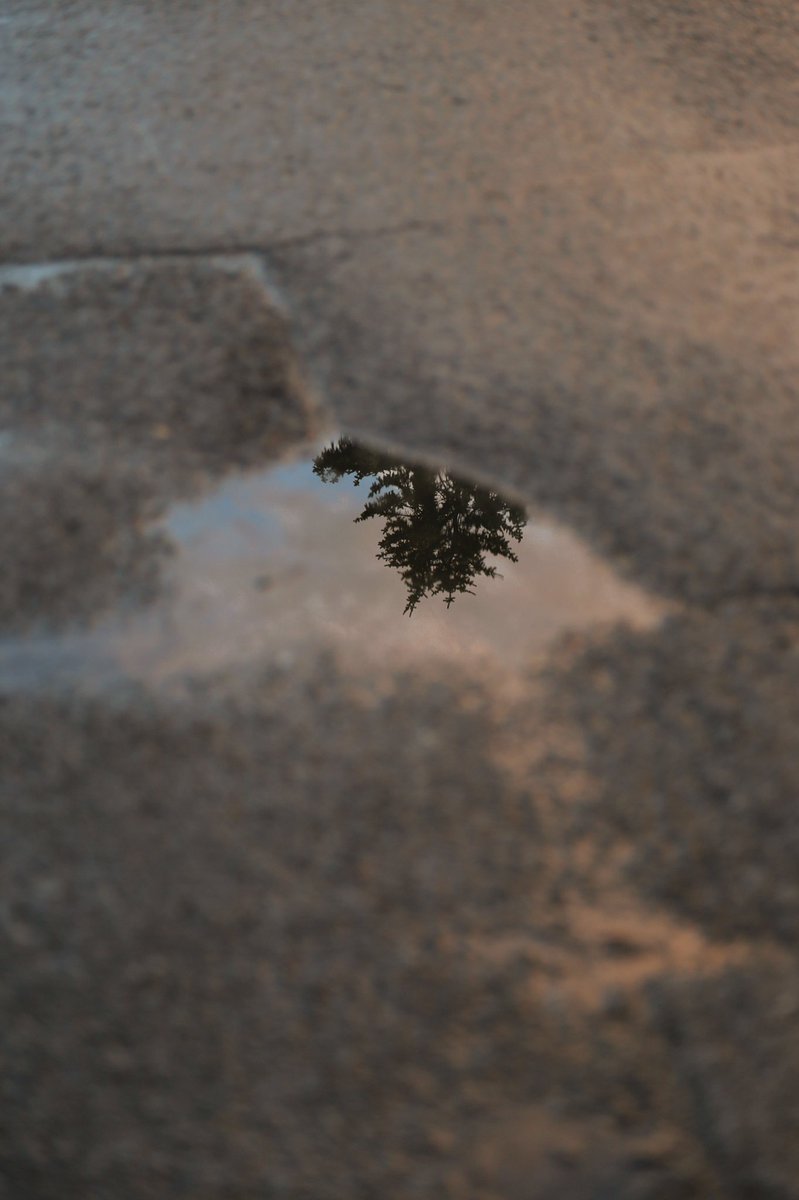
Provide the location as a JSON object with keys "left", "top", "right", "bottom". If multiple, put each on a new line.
{"left": 0, "top": 435, "right": 667, "bottom": 688}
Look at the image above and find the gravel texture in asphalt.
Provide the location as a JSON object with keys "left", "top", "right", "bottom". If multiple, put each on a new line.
{"left": 2, "top": 3, "right": 799, "bottom": 1197}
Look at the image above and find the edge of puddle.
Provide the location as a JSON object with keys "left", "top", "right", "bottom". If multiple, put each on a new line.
{"left": 0, "top": 430, "right": 674, "bottom": 693}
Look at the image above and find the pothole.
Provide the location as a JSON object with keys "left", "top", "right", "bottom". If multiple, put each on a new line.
{"left": 0, "top": 434, "right": 668, "bottom": 690}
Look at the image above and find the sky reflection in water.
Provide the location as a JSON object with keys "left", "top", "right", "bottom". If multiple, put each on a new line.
{"left": 151, "top": 434, "right": 664, "bottom": 679}
{"left": 0, "top": 436, "right": 666, "bottom": 688}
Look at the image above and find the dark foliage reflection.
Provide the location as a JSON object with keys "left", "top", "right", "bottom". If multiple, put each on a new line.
{"left": 313, "top": 438, "right": 526, "bottom": 613}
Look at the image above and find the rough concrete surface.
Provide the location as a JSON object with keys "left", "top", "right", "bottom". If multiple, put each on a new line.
{"left": 2, "top": 2, "right": 799, "bottom": 1197}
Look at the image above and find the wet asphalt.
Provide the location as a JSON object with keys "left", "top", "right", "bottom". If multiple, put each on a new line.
{"left": 2, "top": 4, "right": 799, "bottom": 1197}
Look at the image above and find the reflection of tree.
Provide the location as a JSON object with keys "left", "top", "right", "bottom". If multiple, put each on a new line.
{"left": 313, "top": 438, "right": 526, "bottom": 614}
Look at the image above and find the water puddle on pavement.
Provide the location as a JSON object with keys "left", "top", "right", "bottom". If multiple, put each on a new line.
{"left": 0, "top": 435, "right": 667, "bottom": 687}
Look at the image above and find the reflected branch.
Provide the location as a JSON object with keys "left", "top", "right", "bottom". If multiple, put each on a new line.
{"left": 314, "top": 438, "right": 525, "bottom": 613}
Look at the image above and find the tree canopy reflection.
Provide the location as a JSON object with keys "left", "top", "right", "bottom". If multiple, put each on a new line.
{"left": 313, "top": 438, "right": 526, "bottom": 614}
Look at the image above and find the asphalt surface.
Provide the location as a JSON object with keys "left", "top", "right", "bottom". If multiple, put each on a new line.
{"left": 2, "top": 3, "right": 799, "bottom": 1197}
